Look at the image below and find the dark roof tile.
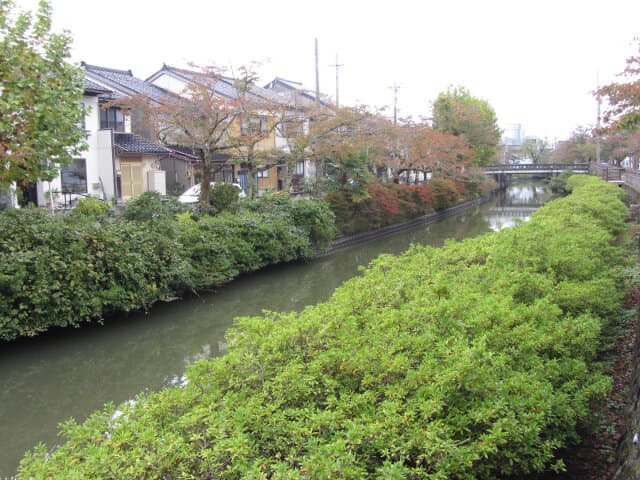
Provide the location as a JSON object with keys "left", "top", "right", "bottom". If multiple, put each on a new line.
{"left": 159, "top": 64, "right": 283, "bottom": 103}
{"left": 83, "top": 77, "right": 112, "bottom": 95}
{"left": 82, "top": 62, "right": 171, "bottom": 101}
{"left": 113, "top": 133, "right": 170, "bottom": 155}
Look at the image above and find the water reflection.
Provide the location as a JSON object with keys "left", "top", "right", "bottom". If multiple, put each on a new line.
{"left": 484, "top": 183, "right": 554, "bottom": 231}
{"left": 0, "top": 181, "right": 552, "bottom": 475}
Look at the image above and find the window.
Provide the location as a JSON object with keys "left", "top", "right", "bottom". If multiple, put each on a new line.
{"left": 282, "top": 120, "right": 304, "bottom": 138}
{"left": 241, "top": 116, "right": 268, "bottom": 136}
{"left": 79, "top": 102, "right": 86, "bottom": 130}
{"left": 295, "top": 160, "right": 305, "bottom": 175}
{"left": 257, "top": 169, "right": 269, "bottom": 178}
{"left": 100, "top": 107, "right": 124, "bottom": 131}
{"left": 60, "top": 158, "right": 87, "bottom": 193}
{"left": 79, "top": 102, "right": 89, "bottom": 139}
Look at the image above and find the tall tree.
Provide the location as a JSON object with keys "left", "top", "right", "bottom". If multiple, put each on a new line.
{"left": 116, "top": 65, "right": 243, "bottom": 204}
{"left": 399, "top": 123, "right": 471, "bottom": 179}
{"left": 270, "top": 103, "right": 370, "bottom": 195}
{"left": 520, "top": 138, "right": 550, "bottom": 164}
{"left": 228, "top": 65, "right": 296, "bottom": 199}
{"left": 432, "top": 86, "right": 501, "bottom": 166}
{"left": 596, "top": 39, "right": 640, "bottom": 132}
{"left": 552, "top": 127, "right": 597, "bottom": 163}
{"left": 0, "top": 0, "right": 85, "bottom": 187}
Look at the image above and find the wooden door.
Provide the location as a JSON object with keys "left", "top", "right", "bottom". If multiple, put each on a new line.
{"left": 120, "top": 161, "right": 143, "bottom": 199}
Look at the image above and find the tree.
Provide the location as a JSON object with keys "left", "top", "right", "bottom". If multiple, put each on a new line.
{"left": 520, "top": 138, "right": 550, "bottom": 163}
{"left": 398, "top": 123, "right": 471, "bottom": 179}
{"left": 271, "top": 103, "right": 371, "bottom": 195}
{"left": 596, "top": 39, "right": 640, "bottom": 132}
{"left": 552, "top": 127, "right": 597, "bottom": 163}
{"left": 0, "top": 0, "right": 85, "bottom": 187}
{"left": 432, "top": 86, "right": 501, "bottom": 166}
{"left": 116, "top": 65, "right": 243, "bottom": 204}
{"left": 228, "top": 65, "right": 300, "bottom": 199}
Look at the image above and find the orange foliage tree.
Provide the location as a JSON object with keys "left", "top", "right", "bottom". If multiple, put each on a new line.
{"left": 113, "top": 65, "right": 245, "bottom": 204}
{"left": 596, "top": 39, "right": 640, "bottom": 132}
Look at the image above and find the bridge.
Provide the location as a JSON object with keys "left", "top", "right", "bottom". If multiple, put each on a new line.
{"left": 483, "top": 163, "right": 590, "bottom": 188}
{"left": 484, "top": 163, "right": 590, "bottom": 175}
{"left": 487, "top": 206, "right": 540, "bottom": 218}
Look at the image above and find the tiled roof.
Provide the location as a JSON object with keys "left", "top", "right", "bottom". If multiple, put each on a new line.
{"left": 165, "top": 144, "right": 202, "bottom": 160}
{"left": 264, "top": 77, "right": 331, "bottom": 108}
{"left": 157, "top": 64, "right": 283, "bottom": 103}
{"left": 83, "top": 77, "right": 111, "bottom": 95}
{"left": 82, "top": 62, "right": 172, "bottom": 102}
{"left": 113, "top": 133, "right": 170, "bottom": 155}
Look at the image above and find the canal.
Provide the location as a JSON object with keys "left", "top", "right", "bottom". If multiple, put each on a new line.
{"left": 0, "top": 182, "right": 554, "bottom": 476}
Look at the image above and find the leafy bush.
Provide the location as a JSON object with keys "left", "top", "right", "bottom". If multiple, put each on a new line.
{"left": 0, "top": 209, "right": 191, "bottom": 339}
{"left": 71, "top": 197, "right": 111, "bottom": 218}
{"left": 244, "top": 193, "right": 337, "bottom": 250}
{"left": 121, "top": 191, "right": 188, "bottom": 222}
{"left": 209, "top": 182, "right": 241, "bottom": 213}
{"left": 429, "top": 176, "right": 461, "bottom": 210}
{"left": 0, "top": 196, "right": 335, "bottom": 340}
{"left": 17, "top": 176, "right": 631, "bottom": 479}
{"left": 549, "top": 168, "right": 574, "bottom": 193}
{"left": 327, "top": 178, "right": 475, "bottom": 235}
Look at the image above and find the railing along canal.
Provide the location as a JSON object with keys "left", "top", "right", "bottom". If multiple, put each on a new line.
{"left": 484, "top": 163, "right": 590, "bottom": 174}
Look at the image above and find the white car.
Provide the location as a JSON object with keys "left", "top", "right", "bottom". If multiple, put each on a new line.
{"left": 177, "top": 182, "right": 246, "bottom": 203}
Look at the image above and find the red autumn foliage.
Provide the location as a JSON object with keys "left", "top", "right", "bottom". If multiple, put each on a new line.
{"left": 326, "top": 179, "right": 474, "bottom": 235}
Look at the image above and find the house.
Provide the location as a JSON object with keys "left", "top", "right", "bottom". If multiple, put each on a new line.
{"left": 25, "top": 77, "right": 118, "bottom": 208}
{"left": 17, "top": 64, "right": 198, "bottom": 209}
{"left": 263, "top": 77, "right": 331, "bottom": 190}
{"left": 82, "top": 63, "right": 199, "bottom": 196}
{"left": 147, "top": 64, "right": 294, "bottom": 195}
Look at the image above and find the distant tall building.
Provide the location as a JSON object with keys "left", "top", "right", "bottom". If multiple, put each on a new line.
{"left": 502, "top": 123, "right": 523, "bottom": 146}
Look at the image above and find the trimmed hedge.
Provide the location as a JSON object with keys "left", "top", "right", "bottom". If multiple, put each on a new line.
{"left": 17, "top": 176, "right": 631, "bottom": 479}
{"left": 326, "top": 178, "right": 486, "bottom": 235}
{"left": 0, "top": 194, "right": 336, "bottom": 340}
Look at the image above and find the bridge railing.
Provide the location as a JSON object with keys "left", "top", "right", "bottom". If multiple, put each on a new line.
{"left": 484, "top": 163, "right": 589, "bottom": 173}
{"left": 591, "top": 163, "right": 624, "bottom": 181}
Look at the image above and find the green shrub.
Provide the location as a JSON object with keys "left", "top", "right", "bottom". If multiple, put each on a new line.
{"left": 549, "top": 168, "right": 574, "bottom": 193}
{"left": 429, "top": 176, "right": 460, "bottom": 210}
{"left": 71, "top": 197, "right": 111, "bottom": 218}
{"left": 0, "top": 195, "right": 335, "bottom": 340}
{"left": 209, "top": 182, "right": 241, "bottom": 213}
{"left": 121, "top": 191, "right": 187, "bottom": 222}
{"left": 17, "top": 176, "right": 631, "bottom": 479}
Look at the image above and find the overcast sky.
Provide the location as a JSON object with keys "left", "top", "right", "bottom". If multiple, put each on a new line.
{"left": 11, "top": 0, "right": 640, "bottom": 141}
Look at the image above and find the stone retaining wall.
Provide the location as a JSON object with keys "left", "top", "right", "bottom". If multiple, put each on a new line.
{"left": 623, "top": 170, "right": 640, "bottom": 193}
{"left": 613, "top": 303, "right": 640, "bottom": 479}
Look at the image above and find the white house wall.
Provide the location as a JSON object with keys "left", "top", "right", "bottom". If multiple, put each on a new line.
{"left": 149, "top": 73, "right": 188, "bottom": 95}
{"left": 38, "top": 94, "right": 115, "bottom": 207}
{"left": 95, "top": 130, "right": 115, "bottom": 199}
{"left": 275, "top": 134, "right": 290, "bottom": 152}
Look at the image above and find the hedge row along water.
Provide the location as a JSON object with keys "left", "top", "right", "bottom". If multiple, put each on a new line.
{"left": 18, "top": 176, "right": 630, "bottom": 479}
{"left": 326, "top": 177, "right": 491, "bottom": 235}
{"left": 0, "top": 193, "right": 336, "bottom": 341}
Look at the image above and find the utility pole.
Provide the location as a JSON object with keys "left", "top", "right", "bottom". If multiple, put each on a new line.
{"left": 329, "top": 53, "right": 343, "bottom": 107}
{"left": 315, "top": 39, "right": 320, "bottom": 103}
{"left": 596, "top": 71, "right": 601, "bottom": 163}
{"left": 389, "top": 83, "right": 400, "bottom": 125}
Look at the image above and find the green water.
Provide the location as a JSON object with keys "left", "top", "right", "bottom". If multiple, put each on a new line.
{"left": 0, "top": 182, "right": 553, "bottom": 475}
